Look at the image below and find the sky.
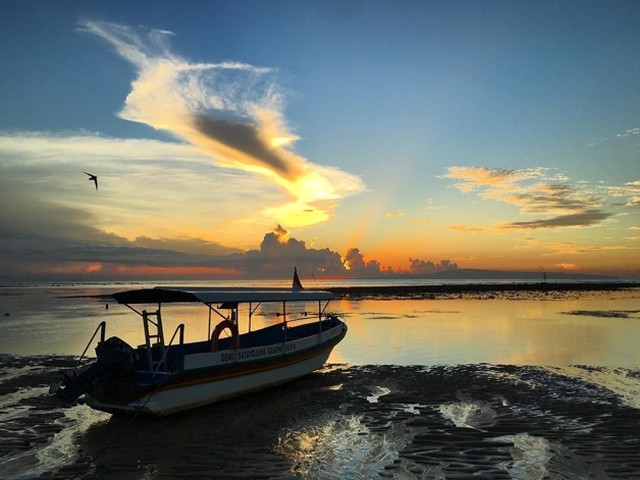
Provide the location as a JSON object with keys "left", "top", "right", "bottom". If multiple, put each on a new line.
{"left": 1, "top": 0, "right": 639, "bottom": 281}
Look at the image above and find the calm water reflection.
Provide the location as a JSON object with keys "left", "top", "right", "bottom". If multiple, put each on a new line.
{"left": 0, "top": 286, "right": 638, "bottom": 367}
{"left": 329, "top": 294, "right": 640, "bottom": 366}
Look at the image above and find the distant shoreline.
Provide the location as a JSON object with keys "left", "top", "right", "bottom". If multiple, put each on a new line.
{"left": 36, "top": 280, "right": 640, "bottom": 301}
{"left": 327, "top": 281, "right": 640, "bottom": 299}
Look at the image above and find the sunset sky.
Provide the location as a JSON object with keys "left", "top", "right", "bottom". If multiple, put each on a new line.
{"left": 1, "top": 1, "right": 639, "bottom": 280}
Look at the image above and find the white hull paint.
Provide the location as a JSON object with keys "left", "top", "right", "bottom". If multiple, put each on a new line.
{"left": 153, "top": 348, "right": 329, "bottom": 415}
{"left": 85, "top": 326, "right": 345, "bottom": 416}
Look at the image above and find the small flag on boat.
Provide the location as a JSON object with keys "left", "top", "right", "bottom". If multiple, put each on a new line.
{"left": 292, "top": 267, "right": 304, "bottom": 290}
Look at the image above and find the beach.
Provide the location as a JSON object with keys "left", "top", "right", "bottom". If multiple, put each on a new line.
{"left": 2, "top": 360, "right": 640, "bottom": 479}
{"left": 0, "top": 283, "right": 639, "bottom": 479}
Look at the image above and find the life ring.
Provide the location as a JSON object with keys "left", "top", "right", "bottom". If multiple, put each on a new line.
{"left": 210, "top": 320, "right": 239, "bottom": 352}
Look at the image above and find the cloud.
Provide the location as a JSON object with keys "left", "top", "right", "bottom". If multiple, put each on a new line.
{"left": 343, "top": 248, "right": 382, "bottom": 275}
{"left": 539, "top": 241, "right": 632, "bottom": 257}
{"left": 616, "top": 127, "right": 640, "bottom": 138}
{"left": 0, "top": 132, "right": 437, "bottom": 281}
{"left": 448, "top": 224, "right": 487, "bottom": 233}
{"left": 193, "top": 115, "right": 301, "bottom": 180}
{"left": 0, "top": 189, "right": 461, "bottom": 280}
{"left": 502, "top": 210, "right": 613, "bottom": 229}
{"left": 0, "top": 193, "right": 245, "bottom": 279}
{"left": 621, "top": 180, "right": 640, "bottom": 207}
{"left": 408, "top": 258, "right": 458, "bottom": 274}
{"left": 0, "top": 204, "right": 358, "bottom": 281}
{"left": 131, "top": 236, "right": 243, "bottom": 256}
{"left": 442, "top": 166, "right": 636, "bottom": 229}
{"left": 79, "top": 20, "right": 365, "bottom": 227}
{"left": 237, "top": 230, "right": 346, "bottom": 278}
{"left": 442, "top": 166, "right": 546, "bottom": 193}
{"left": 0, "top": 130, "right": 287, "bottom": 245}
{"left": 555, "top": 263, "right": 578, "bottom": 270}
{"left": 588, "top": 126, "right": 640, "bottom": 147}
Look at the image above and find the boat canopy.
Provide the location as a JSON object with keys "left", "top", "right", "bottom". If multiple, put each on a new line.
{"left": 112, "top": 287, "right": 334, "bottom": 305}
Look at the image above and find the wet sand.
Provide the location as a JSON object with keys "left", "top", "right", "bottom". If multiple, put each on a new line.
{"left": 2, "top": 356, "right": 639, "bottom": 479}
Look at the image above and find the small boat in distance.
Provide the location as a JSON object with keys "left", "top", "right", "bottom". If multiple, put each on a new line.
{"left": 50, "top": 272, "right": 347, "bottom": 416}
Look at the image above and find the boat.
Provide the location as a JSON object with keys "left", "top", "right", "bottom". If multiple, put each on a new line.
{"left": 50, "top": 272, "right": 347, "bottom": 416}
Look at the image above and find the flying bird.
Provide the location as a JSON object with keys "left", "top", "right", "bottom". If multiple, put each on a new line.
{"left": 83, "top": 171, "right": 98, "bottom": 190}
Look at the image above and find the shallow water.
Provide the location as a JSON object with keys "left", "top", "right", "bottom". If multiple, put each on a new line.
{"left": 1, "top": 284, "right": 639, "bottom": 367}
{"left": 333, "top": 292, "right": 640, "bottom": 367}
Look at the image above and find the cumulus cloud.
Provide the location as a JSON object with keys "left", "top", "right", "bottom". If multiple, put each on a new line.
{"left": 237, "top": 230, "right": 345, "bottom": 278}
{"left": 343, "top": 248, "right": 383, "bottom": 275}
{"left": 408, "top": 258, "right": 458, "bottom": 274}
{"left": 442, "top": 166, "right": 637, "bottom": 229}
{"left": 272, "top": 224, "right": 289, "bottom": 240}
{"left": 79, "top": 20, "right": 364, "bottom": 227}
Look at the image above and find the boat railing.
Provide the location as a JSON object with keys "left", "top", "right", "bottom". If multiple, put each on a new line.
{"left": 282, "top": 312, "right": 324, "bottom": 325}
{"left": 74, "top": 321, "right": 106, "bottom": 372}
{"left": 152, "top": 323, "right": 185, "bottom": 377}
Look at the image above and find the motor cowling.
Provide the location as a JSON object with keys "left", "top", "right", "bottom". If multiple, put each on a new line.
{"left": 53, "top": 336, "right": 137, "bottom": 405}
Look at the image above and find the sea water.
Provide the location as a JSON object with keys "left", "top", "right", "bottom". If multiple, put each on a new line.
{"left": 0, "top": 281, "right": 638, "bottom": 367}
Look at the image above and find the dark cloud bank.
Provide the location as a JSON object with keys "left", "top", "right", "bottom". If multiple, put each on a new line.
{"left": 0, "top": 210, "right": 457, "bottom": 281}
{"left": 0, "top": 192, "right": 453, "bottom": 281}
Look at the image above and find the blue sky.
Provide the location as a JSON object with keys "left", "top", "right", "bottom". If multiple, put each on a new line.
{"left": 1, "top": 1, "right": 639, "bottom": 280}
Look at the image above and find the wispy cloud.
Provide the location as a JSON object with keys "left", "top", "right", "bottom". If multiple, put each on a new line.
{"left": 79, "top": 20, "right": 364, "bottom": 226}
{"left": 441, "top": 166, "right": 637, "bottom": 229}
{"left": 554, "top": 263, "right": 578, "bottom": 270}
{"left": 0, "top": 131, "right": 280, "bottom": 241}
{"left": 448, "top": 224, "right": 487, "bottom": 233}
{"left": 587, "top": 126, "right": 640, "bottom": 147}
{"left": 502, "top": 210, "right": 613, "bottom": 229}
{"left": 616, "top": 127, "right": 640, "bottom": 138}
{"left": 539, "top": 241, "right": 632, "bottom": 257}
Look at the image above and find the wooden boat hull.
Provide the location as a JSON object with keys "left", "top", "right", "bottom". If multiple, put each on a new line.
{"left": 85, "top": 324, "right": 346, "bottom": 416}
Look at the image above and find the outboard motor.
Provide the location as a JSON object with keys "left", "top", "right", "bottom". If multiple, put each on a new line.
{"left": 52, "top": 336, "right": 136, "bottom": 404}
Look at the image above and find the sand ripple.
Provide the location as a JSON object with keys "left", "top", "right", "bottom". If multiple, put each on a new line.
{"left": 1, "top": 357, "right": 639, "bottom": 479}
